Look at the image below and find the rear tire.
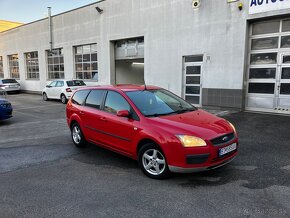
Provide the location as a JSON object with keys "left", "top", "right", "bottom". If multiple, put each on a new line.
{"left": 138, "top": 143, "right": 170, "bottom": 179}
{"left": 71, "top": 123, "right": 86, "bottom": 148}
{"left": 43, "top": 92, "right": 49, "bottom": 101}
{"left": 61, "top": 94, "right": 67, "bottom": 104}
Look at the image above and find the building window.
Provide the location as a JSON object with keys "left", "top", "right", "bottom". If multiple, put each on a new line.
{"left": 75, "top": 44, "right": 98, "bottom": 80}
{"left": 25, "top": 51, "right": 39, "bottom": 80}
{"left": 8, "top": 54, "right": 19, "bottom": 79}
{"left": 0, "top": 56, "right": 3, "bottom": 78}
{"left": 47, "top": 48, "right": 64, "bottom": 80}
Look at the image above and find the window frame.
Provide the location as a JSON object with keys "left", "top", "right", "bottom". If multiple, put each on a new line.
{"left": 25, "top": 51, "right": 40, "bottom": 80}
{"left": 8, "top": 54, "right": 19, "bottom": 79}
{"left": 47, "top": 48, "right": 65, "bottom": 80}
{"left": 0, "top": 56, "right": 3, "bottom": 78}
{"left": 74, "top": 43, "right": 98, "bottom": 81}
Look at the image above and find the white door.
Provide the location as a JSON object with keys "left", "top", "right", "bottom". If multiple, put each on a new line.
{"left": 53, "top": 81, "right": 64, "bottom": 99}
{"left": 183, "top": 56, "right": 203, "bottom": 106}
{"left": 276, "top": 53, "right": 290, "bottom": 112}
{"left": 46, "top": 81, "right": 57, "bottom": 99}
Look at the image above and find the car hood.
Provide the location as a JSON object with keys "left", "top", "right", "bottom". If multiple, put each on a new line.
{"left": 146, "top": 109, "right": 233, "bottom": 140}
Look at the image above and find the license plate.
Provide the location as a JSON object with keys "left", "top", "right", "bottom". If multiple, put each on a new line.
{"left": 219, "top": 143, "right": 237, "bottom": 156}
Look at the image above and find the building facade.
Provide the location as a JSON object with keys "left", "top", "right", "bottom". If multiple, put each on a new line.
{"left": 0, "top": 0, "right": 290, "bottom": 114}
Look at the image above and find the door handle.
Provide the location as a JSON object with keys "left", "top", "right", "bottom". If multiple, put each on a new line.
{"left": 100, "top": 117, "right": 107, "bottom": 121}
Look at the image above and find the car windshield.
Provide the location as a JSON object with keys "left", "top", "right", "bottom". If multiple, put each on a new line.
{"left": 125, "top": 89, "right": 197, "bottom": 117}
{"left": 66, "top": 80, "right": 86, "bottom": 87}
{"left": 2, "top": 79, "right": 17, "bottom": 84}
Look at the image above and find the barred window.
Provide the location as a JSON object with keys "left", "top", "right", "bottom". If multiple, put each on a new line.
{"left": 0, "top": 56, "right": 3, "bottom": 78}
{"left": 47, "top": 48, "right": 64, "bottom": 80}
{"left": 8, "top": 54, "right": 19, "bottom": 79}
{"left": 75, "top": 44, "right": 98, "bottom": 80}
{"left": 25, "top": 51, "right": 39, "bottom": 80}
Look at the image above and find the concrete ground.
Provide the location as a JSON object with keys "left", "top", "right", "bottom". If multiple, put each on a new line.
{"left": 0, "top": 94, "right": 289, "bottom": 218}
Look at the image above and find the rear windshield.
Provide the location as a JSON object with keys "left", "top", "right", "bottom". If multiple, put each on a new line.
{"left": 2, "top": 79, "right": 18, "bottom": 84}
{"left": 66, "top": 80, "right": 86, "bottom": 87}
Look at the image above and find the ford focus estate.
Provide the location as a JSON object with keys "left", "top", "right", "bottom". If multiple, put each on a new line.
{"left": 66, "top": 85, "right": 238, "bottom": 179}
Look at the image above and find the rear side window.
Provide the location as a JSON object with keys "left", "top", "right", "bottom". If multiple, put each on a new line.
{"left": 71, "top": 90, "right": 90, "bottom": 105}
{"left": 66, "top": 80, "right": 86, "bottom": 87}
{"left": 85, "top": 90, "right": 105, "bottom": 109}
{"left": 2, "top": 79, "right": 17, "bottom": 84}
{"left": 104, "top": 91, "right": 131, "bottom": 114}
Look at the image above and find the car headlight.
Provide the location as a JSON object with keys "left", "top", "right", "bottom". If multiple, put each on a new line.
{"left": 176, "top": 135, "right": 207, "bottom": 147}
{"left": 228, "top": 122, "right": 236, "bottom": 134}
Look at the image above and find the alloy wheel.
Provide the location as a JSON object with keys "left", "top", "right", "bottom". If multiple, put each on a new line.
{"left": 142, "top": 149, "right": 166, "bottom": 176}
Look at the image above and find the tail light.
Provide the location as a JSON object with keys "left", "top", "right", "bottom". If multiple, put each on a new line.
{"left": 66, "top": 88, "right": 72, "bottom": 92}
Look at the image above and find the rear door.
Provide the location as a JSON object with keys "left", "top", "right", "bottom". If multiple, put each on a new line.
{"left": 53, "top": 81, "right": 64, "bottom": 99}
{"left": 81, "top": 89, "right": 106, "bottom": 143}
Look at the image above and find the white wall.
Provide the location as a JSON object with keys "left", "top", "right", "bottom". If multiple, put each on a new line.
{"left": 1, "top": 0, "right": 290, "bottom": 95}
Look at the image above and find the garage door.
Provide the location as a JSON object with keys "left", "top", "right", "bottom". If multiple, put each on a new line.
{"left": 246, "top": 19, "right": 290, "bottom": 114}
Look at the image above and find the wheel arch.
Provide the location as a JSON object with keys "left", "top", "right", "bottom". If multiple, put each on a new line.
{"left": 136, "top": 138, "right": 163, "bottom": 157}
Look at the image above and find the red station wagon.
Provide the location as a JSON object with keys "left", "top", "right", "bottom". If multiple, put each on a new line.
{"left": 66, "top": 85, "right": 238, "bottom": 179}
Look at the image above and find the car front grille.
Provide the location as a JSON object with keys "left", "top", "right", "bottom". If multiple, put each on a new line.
{"left": 210, "top": 132, "right": 235, "bottom": 146}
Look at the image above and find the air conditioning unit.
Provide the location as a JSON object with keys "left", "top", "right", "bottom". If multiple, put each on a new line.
{"left": 192, "top": 0, "right": 200, "bottom": 9}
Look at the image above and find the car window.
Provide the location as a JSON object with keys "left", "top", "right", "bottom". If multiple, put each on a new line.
{"left": 85, "top": 90, "right": 105, "bottom": 109}
{"left": 104, "top": 91, "right": 131, "bottom": 114}
{"left": 125, "top": 89, "right": 196, "bottom": 117}
{"left": 49, "top": 81, "right": 57, "bottom": 87}
{"left": 56, "top": 81, "right": 64, "bottom": 87}
{"left": 71, "top": 90, "right": 90, "bottom": 105}
{"left": 66, "top": 80, "right": 86, "bottom": 87}
{"left": 2, "top": 79, "right": 17, "bottom": 84}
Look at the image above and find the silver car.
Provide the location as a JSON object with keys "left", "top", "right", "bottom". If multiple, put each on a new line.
{"left": 0, "top": 79, "right": 21, "bottom": 93}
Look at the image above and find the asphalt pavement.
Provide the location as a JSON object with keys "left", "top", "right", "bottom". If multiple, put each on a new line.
{"left": 0, "top": 93, "right": 289, "bottom": 218}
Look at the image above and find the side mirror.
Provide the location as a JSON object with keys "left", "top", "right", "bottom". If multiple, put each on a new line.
{"left": 117, "top": 110, "right": 130, "bottom": 118}
{"left": 46, "top": 85, "right": 51, "bottom": 88}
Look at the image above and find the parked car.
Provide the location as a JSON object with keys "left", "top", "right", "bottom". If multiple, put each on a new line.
{"left": 42, "top": 80, "right": 86, "bottom": 104}
{"left": 0, "top": 79, "right": 21, "bottom": 93}
{"left": 66, "top": 85, "right": 238, "bottom": 179}
{"left": 0, "top": 90, "right": 13, "bottom": 121}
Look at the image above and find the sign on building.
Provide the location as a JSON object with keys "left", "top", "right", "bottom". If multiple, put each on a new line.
{"left": 249, "top": 0, "right": 290, "bottom": 14}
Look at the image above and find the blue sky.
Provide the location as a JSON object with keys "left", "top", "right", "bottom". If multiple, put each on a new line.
{"left": 0, "top": 0, "right": 97, "bottom": 23}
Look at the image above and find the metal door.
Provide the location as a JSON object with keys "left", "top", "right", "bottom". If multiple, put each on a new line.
{"left": 276, "top": 53, "right": 290, "bottom": 112}
{"left": 183, "top": 56, "right": 203, "bottom": 106}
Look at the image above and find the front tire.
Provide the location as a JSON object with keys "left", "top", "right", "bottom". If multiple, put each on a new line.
{"left": 71, "top": 123, "right": 86, "bottom": 148}
{"left": 43, "top": 92, "right": 49, "bottom": 101}
{"left": 138, "top": 143, "right": 170, "bottom": 179}
{"left": 61, "top": 94, "right": 67, "bottom": 104}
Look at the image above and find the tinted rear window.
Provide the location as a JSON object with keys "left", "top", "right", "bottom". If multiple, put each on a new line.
{"left": 2, "top": 79, "right": 18, "bottom": 84}
{"left": 71, "top": 90, "right": 90, "bottom": 105}
{"left": 66, "top": 80, "right": 86, "bottom": 87}
{"left": 85, "top": 90, "right": 105, "bottom": 109}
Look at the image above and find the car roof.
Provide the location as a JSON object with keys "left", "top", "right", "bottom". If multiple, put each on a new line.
{"left": 77, "top": 84, "right": 161, "bottom": 92}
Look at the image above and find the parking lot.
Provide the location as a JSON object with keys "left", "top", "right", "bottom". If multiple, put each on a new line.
{"left": 0, "top": 93, "right": 289, "bottom": 218}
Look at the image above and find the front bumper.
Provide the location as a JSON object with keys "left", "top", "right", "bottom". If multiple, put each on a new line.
{"left": 169, "top": 155, "right": 236, "bottom": 173}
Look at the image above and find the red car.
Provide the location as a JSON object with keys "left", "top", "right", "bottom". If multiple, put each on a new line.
{"left": 66, "top": 85, "right": 238, "bottom": 179}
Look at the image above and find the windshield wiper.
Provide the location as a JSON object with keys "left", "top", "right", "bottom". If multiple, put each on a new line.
{"left": 175, "top": 108, "right": 195, "bottom": 114}
{"left": 145, "top": 111, "right": 177, "bottom": 117}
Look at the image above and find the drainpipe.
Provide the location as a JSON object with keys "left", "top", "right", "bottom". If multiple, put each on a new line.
{"left": 48, "top": 7, "right": 53, "bottom": 52}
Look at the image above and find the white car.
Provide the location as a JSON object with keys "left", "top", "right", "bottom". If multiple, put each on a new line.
{"left": 0, "top": 79, "right": 21, "bottom": 93}
{"left": 42, "top": 80, "right": 86, "bottom": 104}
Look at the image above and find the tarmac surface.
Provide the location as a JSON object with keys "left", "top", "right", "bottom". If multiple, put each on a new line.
{"left": 0, "top": 93, "right": 289, "bottom": 218}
